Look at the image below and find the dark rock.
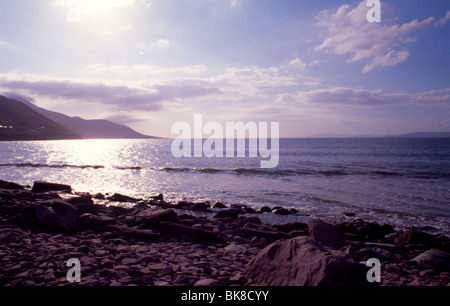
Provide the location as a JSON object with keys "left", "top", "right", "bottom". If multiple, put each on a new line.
{"left": 107, "top": 193, "right": 139, "bottom": 203}
{"left": 191, "top": 202, "right": 211, "bottom": 212}
{"left": 309, "top": 219, "right": 346, "bottom": 248}
{"left": 421, "top": 226, "right": 437, "bottom": 231}
{"left": 79, "top": 213, "right": 116, "bottom": 228}
{"left": 289, "top": 208, "right": 299, "bottom": 214}
{"left": 106, "top": 225, "right": 159, "bottom": 241}
{"left": 231, "top": 204, "right": 247, "bottom": 210}
{"left": 357, "top": 222, "right": 383, "bottom": 240}
{"left": 35, "top": 200, "right": 78, "bottom": 231}
{"left": 67, "top": 195, "right": 97, "bottom": 214}
{"left": 135, "top": 208, "right": 180, "bottom": 228}
{"left": 149, "top": 194, "right": 164, "bottom": 201}
{"left": 272, "top": 207, "right": 290, "bottom": 215}
{"left": 274, "top": 222, "right": 308, "bottom": 233}
{"left": 237, "top": 217, "right": 262, "bottom": 227}
{"left": 32, "top": 181, "right": 71, "bottom": 193}
{"left": 244, "top": 207, "right": 257, "bottom": 214}
{"left": 396, "top": 229, "right": 436, "bottom": 246}
{"left": 332, "top": 222, "right": 358, "bottom": 234}
{"left": 214, "top": 209, "right": 239, "bottom": 219}
{"left": 343, "top": 212, "right": 356, "bottom": 217}
{"left": 239, "top": 224, "right": 291, "bottom": 243}
{"left": 0, "top": 180, "right": 24, "bottom": 190}
{"left": 354, "top": 247, "right": 398, "bottom": 263}
{"left": 244, "top": 236, "right": 369, "bottom": 286}
{"left": 258, "top": 206, "right": 272, "bottom": 214}
{"left": 412, "top": 249, "right": 450, "bottom": 272}
{"left": 92, "top": 193, "right": 105, "bottom": 200}
{"left": 213, "top": 202, "right": 227, "bottom": 209}
{"left": 159, "top": 222, "right": 225, "bottom": 244}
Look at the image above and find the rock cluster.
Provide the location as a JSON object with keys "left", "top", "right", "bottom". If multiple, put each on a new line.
{"left": 0, "top": 180, "right": 449, "bottom": 286}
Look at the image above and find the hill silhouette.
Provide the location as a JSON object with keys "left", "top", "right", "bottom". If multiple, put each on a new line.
{"left": 3, "top": 95, "right": 160, "bottom": 140}
{"left": 0, "top": 96, "right": 80, "bottom": 141}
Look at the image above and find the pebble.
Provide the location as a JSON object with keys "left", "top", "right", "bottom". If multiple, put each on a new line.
{"left": 1, "top": 180, "right": 449, "bottom": 287}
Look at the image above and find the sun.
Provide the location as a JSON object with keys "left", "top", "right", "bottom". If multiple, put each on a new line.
{"left": 80, "top": 0, "right": 137, "bottom": 15}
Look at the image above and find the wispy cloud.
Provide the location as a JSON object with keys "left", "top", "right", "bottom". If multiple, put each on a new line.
{"left": 436, "top": 10, "right": 450, "bottom": 26}
{"left": 0, "top": 74, "right": 220, "bottom": 111}
{"left": 276, "top": 87, "right": 450, "bottom": 108}
{"left": 316, "top": 1, "right": 435, "bottom": 73}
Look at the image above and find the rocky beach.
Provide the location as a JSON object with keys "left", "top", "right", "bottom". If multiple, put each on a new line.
{"left": 0, "top": 179, "right": 449, "bottom": 287}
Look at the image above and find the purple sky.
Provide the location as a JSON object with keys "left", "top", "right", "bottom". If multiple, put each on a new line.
{"left": 0, "top": 0, "right": 449, "bottom": 137}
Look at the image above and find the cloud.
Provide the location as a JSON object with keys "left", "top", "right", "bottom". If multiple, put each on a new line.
{"left": 437, "top": 10, "right": 450, "bottom": 26}
{"left": 151, "top": 39, "right": 170, "bottom": 49}
{"left": 52, "top": 0, "right": 143, "bottom": 15}
{"left": 288, "top": 58, "right": 306, "bottom": 69}
{"left": 276, "top": 87, "right": 450, "bottom": 108}
{"left": 0, "top": 74, "right": 220, "bottom": 111}
{"left": 316, "top": 1, "right": 435, "bottom": 73}
{"left": 88, "top": 63, "right": 207, "bottom": 79}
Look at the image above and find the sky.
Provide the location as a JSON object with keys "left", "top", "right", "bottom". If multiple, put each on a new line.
{"left": 0, "top": 0, "right": 449, "bottom": 138}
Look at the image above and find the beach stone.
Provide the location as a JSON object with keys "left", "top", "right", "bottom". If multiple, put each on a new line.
{"left": 244, "top": 236, "right": 369, "bottom": 286}
{"left": 309, "top": 219, "right": 345, "bottom": 248}
{"left": 106, "top": 225, "right": 159, "bottom": 240}
{"left": 258, "top": 206, "right": 272, "bottom": 214}
{"left": 237, "top": 216, "right": 262, "bottom": 227}
{"left": 35, "top": 200, "right": 78, "bottom": 231}
{"left": 32, "top": 181, "right": 71, "bottom": 193}
{"left": 213, "top": 209, "right": 239, "bottom": 219}
{"left": 92, "top": 193, "right": 105, "bottom": 200}
{"left": 194, "top": 278, "right": 216, "bottom": 286}
{"left": 239, "top": 224, "right": 291, "bottom": 243}
{"left": 136, "top": 208, "right": 180, "bottom": 228}
{"left": 159, "top": 222, "right": 225, "bottom": 243}
{"left": 0, "top": 180, "right": 24, "bottom": 190}
{"left": 397, "top": 229, "right": 436, "bottom": 246}
{"left": 412, "top": 249, "right": 450, "bottom": 272}
{"left": 274, "top": 222, "right": 308, "bottom": 233}
{"left": 66, "top": 195, "right": 97, "bottom": 214}
{"left": 355, "top": 247, "right": 398, "bottom": 263}
{"left": 107, "top": 193, "right": 139, "bottom": 203}
{"left": 79, "top": 213, "right": 116, "bottom": 228}
{"left": 213, "top": 202, "right": 227, "bottom": 209}
{"left": 272, "top": 207, "right": 290, "bottom": 215}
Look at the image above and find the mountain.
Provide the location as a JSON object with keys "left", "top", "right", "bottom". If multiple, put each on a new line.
{"left": 0, "top": 95, "right": 80, "bottom": 141}
{"left": 5, "top": 95, "right": 160, "bottom": 139}
{"left": 306, "top": 133, "right": 352, "bottom": 138}
{"left": 385, "top": 132, "right": 450, "bottom": 138}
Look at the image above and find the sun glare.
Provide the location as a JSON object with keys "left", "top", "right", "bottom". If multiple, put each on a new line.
{"left": 81, "top": 0, "right": 137, "bottom": 15}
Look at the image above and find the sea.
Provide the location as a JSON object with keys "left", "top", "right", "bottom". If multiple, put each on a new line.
{"left": 0, "top": 138, "right": 449, "bottom": 235}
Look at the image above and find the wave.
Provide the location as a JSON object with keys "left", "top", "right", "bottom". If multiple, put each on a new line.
{"left": 317, "top": 170, "right": 348, "bottom": 176}
{"left": 1, "top": 163, "right": 448, "bottom": 179}
{"left": 371, "top": 171, "right": 402, "bottom": 176}
{"left": 0, "top": 163, "right": 105, "bottom": 169}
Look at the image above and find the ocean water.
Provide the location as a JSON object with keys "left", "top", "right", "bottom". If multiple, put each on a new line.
{"left": 0, "top": 138, "right": 449, "bottom": 234}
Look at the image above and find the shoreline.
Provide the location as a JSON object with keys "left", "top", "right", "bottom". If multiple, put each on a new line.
{"left": 0, "top": 179, "right": 449, "bottom": 286}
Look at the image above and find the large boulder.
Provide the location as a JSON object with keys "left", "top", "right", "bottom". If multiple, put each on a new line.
{"left": 135, "top": 208, "right": 180, "bottom": 228}
{"left": 107, "top": 193, "right": 139, "bottom": 203}
{"left": 0, "top": 180, "right": 24, "bottom": 190}
{"left": 412, "top": 249, "right": 450, "bottom": 272}
{"left": 244, "top": 236, "right": 369, "bottom": 286}
{"left": 309, "top": 219, "right": 346, "bottom": 247}
{"left": 396, "top": 229, "right": 436, "bottom": 246}
{"left": 66, "top": 195, "right": 97, "bottom": 214}
{"left": 32, "top": 181, "right": 72, "bottom": 193}
{"left": 35, "top": 200, "right": 78, "bottom": 231}
{"left": 213, "top": 209, "right": 239, "bottom": 219}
